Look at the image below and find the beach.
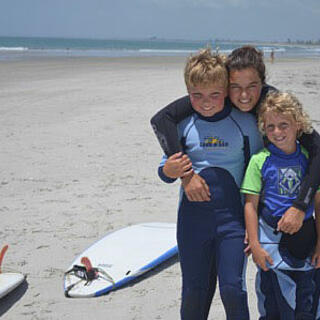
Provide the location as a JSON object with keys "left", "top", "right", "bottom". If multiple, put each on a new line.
{"left": 1, "top": 56, "right": 320, "bottom": 319}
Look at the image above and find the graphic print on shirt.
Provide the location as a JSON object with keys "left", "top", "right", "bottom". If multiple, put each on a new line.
{"left": 278, "top": 166, "right": 302, "bottom": 196}
{"left": 200, "top": 136, "right": 229, "bottom": 149}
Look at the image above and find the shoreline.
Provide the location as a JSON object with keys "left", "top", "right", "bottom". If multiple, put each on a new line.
{"left": 1, "top": 53, "right": 320, "bottom": 64}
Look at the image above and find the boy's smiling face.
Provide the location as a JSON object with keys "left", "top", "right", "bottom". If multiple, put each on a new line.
{"left": 264, "top": 111, "right": 300, "bottom": 154}
{"left": 188, "top": 84, "right": 227, "bottom": 117}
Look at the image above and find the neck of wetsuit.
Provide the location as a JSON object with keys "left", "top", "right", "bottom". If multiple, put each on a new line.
{"left": 195, "top": 99, "right": 232, "bottom": 122}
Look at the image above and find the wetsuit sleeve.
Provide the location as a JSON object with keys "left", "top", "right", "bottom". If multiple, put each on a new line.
{"left": 295, "top": 129, "right": 320, "bottom": 211}
{"left": 240, "top": 155, "right": 262, "bottom": 195}
{"left": 238, "top": 113, "right": 264, "bottom": 169}
{"left": 150, "top": 96, "right": 194, "bottom": 156}
{"left": 158, "top": 166, "right": 177, "bottom": 183}
{"left": 246, "top": 116, "right": 264, "bottom": 156}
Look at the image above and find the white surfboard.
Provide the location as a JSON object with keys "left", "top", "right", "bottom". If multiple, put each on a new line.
{"left": 0, "top": 245, "right": 25, "bottom": 299}
{"left": 0, "top": 273, "right": 25, "bottom": 299}
{"left": 64, "top": 222, "right": 178, "bottom": 298}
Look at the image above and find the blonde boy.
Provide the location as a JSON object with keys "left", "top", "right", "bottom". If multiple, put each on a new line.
{"left": 241, "top": 91, "right": 320, "bottom": 319}
{"left": 158, "top": 49, "right": 262, "bottom": 320}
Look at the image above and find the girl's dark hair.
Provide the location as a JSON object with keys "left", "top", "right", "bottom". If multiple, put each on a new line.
{"left": 226, "top": 46, "right": 266, "bottom": 84}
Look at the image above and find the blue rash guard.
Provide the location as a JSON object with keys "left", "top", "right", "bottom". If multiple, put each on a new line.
{"left": 241, "top": 142, "right": 317, "bottom": 271}
{"left": 242, "top": 143, "right": 315, "bottom": 223}
{"left": 158, "top": 102, "right": 263, "bottom": 187}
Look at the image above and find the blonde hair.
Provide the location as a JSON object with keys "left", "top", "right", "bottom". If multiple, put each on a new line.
{"left": 184, "top": 48, "right": 228, "bottom": 89}
{"left": 258, "top": 91, "right": 313, "bottom": 137}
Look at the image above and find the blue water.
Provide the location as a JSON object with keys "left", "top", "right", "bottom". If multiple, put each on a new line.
{"left": 0, "top": 36, "right": 320, "bottom": 61}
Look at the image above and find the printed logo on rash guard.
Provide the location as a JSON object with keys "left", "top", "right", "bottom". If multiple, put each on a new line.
{"left": 278, "top": 166, "right": 302, "bottom": 196}
{"left": 200, "top": 136, "right": 229, "bottom": 149}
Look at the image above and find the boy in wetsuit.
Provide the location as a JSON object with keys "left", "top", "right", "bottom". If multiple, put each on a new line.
{"left": 158, "top": 48, "right": 263, "bottom": 320}
{"left": 241, "top": 91, "right": 320, "bottom": 320}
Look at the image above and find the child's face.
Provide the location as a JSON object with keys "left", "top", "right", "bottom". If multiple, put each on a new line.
{"left": 188, "top": 84, "right": 227, "bottom": 117}
{"left": 229, "top": 68, "right": 263, "bottom": 112}
{"left": 264, "top": 111, "right": 300, "bottom": 154}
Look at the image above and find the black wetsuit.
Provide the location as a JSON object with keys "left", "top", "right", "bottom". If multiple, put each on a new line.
{"left": 150, "top": 84, "right": 320, "bottom": 212}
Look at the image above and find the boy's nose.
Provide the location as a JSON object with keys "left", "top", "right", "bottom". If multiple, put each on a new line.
{"left": 273, "top": 126, "right": 282, "bottom": 135}
{"left": 240, "top": 90, "right": 248, "bottom": 98}
{"left": 202, "top": 97, "right": 211, "bottom": 105}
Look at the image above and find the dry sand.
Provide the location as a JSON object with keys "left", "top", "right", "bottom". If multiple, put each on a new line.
{"left": 0, "top": 56, "right": 320, "bottom": 319}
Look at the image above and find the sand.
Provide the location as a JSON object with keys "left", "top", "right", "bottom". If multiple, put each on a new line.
{"left": 1, "top": 55, "right": 320, "bottom": 319}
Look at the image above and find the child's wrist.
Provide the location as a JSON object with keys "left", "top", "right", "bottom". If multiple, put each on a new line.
{"left": 250, "top": 241, "right": 261, "bottom": 249}
{"left": 163, "top": 166, "right": 177, "bottom": 179}
{"left": 180, "top": 170, "right": 194, "bottom": 179}
{"left": 180, "top": 171, "right": 194, "bottom": 184}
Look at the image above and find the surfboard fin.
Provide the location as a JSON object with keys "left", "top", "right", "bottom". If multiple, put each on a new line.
{"left": 80, "top": 257, "right": 98, "bottom": 281}
{"left": 65, "top": 257, "right": 98, "bottom": 283}
{"left": 64, "top": 262, "right": 98, "bottom": 297}
{"left": 81, "top": 257, "right": 93, "bottom": 271}
{"left": 0, "top": 245, "right": 9, "bottom": 273}
{"left": 64, "top": 256, "right": 116, "bottom": 297}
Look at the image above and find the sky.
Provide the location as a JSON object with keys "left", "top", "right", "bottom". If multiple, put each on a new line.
{"left": 0, "top": 0, "right": 319, "bottom": 41}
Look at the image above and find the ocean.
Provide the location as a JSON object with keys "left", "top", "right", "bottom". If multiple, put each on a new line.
{"left": 1, "top": 36, "right": 320, "bottom": 61}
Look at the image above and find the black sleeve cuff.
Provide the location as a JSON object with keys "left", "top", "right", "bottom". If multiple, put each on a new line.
{"left": 158, "top": 166, "right": 177, "bottom": 183}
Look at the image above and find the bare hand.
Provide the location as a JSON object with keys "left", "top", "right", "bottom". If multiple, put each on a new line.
{"left": 251, "top": 245, "right": 273, "bottom": 271}
{"left": 244, "top": 244, "right": 252, "bottom": 257}
{"left": 182, "top": 173, "right": 210, "bottom": 202}
{"left": 163, "top": 152, "right": 193, "bottom": 179}
{"left": 277, "top": 207, "right": 305, "bottom": 234}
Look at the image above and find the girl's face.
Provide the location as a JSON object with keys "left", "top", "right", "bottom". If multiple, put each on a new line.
{"left": 263, "top": 111, "right": 300, "bottom": 154}
{"left": 228, "top": 68, "right": 263, "bottom": 112}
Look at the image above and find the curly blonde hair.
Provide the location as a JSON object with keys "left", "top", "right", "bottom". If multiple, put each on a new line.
{"left": 184, "top": 48, "right": 228, "bottom": 89}
{"left": 258, "top": 91, "right": 313, "bottom": 137}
